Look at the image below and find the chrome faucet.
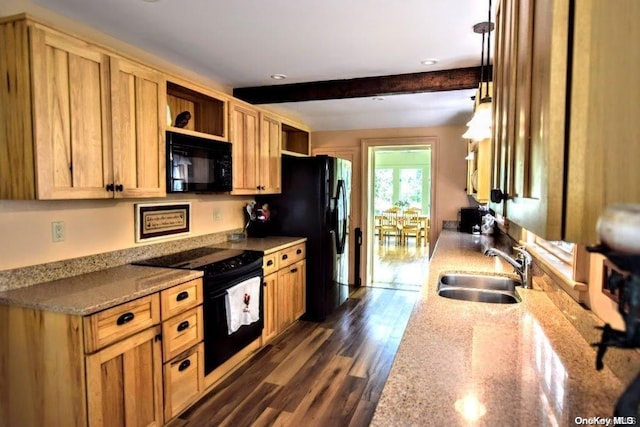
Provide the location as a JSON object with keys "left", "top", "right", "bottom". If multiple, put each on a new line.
{"left": 483, "top": 246, "right": 533, "bottom": 289}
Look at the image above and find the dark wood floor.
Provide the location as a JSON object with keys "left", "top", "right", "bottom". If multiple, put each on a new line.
{"left": 172, "top": 286, "right": 419, "bottom": 427}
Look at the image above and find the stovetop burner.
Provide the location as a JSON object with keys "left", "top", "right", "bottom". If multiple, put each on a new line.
{"left": 134, "top": 247, "right": 261, "bottom": 272}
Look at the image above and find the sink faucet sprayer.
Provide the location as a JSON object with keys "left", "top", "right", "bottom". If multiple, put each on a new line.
{"left": 483, "top": 246, "right": 533, "bottom": 289}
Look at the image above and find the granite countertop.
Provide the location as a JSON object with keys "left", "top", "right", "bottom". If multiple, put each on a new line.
{"left": 212, "top": 236, "right": 307, "bottom": 254}
{"left": 371, "top": 230, "right": 626, "bottom": 426}
{"left": 0, "top": 265, "right": 203, "bottom": 315}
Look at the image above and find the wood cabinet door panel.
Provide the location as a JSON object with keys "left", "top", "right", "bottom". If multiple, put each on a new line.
{"left": 30, "top": 28, "right": 112, "bottom": 199}
{"left": 260, "top": 114, "right": 282, "bottom": 194}
{"left": 110, "top": 57, "right": 165, "bottom": 198}
{"left": 230, "top": 103, "right": 260, "bottom": 194}
{"left": 85, "top": 325, "right": 163, "bottom": 427}
{"left": 262, "top": 273, "right": 278, "bottom": 343}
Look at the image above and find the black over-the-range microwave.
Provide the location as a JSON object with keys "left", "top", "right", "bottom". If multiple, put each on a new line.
{"left": 166, "top": 131, "right": 232, "bottom": 193}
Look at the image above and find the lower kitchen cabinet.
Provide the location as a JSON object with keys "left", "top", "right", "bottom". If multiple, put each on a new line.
{"left": 85, "top": 325, "right": 164, "bottom": 427}
{"left": 0, "top": 276, "right": 203, "bottom": 427}
{"left": 261, "top": 243, "right": 306, "bottom": 344}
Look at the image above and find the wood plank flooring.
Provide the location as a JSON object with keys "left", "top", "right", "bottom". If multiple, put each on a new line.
{"left": 372, "top": 236, "right": 429, "bottom": 291}
{"left": 172, "top": 286, "right": 419, "bottom": 427}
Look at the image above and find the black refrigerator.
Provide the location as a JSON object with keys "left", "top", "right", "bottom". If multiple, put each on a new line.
{"left": 257, "top": 154, "right": 351, "bottom": 322}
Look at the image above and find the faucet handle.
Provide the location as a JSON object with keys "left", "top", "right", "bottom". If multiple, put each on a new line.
{"left": 513, "top": 246, "right": 532, "bottom": 264}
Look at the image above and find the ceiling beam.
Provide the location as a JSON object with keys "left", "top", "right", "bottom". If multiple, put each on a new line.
{"left": 233, "top": 66, "right": 489, "bottom": 104}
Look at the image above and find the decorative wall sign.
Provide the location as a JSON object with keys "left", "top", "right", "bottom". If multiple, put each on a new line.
{"left": 135, "top": 202, "right": 191, "bottom": 242}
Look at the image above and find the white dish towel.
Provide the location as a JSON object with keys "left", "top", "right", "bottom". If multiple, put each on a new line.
{"left": 225, "top": 276, "right": 261, "bottom": 335}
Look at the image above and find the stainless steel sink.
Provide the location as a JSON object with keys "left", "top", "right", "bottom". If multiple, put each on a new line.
{"left": 436, "top": 273, "right": 521, "bottom": 304}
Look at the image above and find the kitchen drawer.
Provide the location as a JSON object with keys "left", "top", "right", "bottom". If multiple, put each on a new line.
{"left": 263, "top": 252, "right": 278, "bottom": 276}
{"left": 162, "top": 306, "right": 203, "bottom": 361}
{"left": 83, "top": 294, "right": 160, "bottom": 353}
{"left": 160, "top": 278, "right": 203, "bottom": 320}
{"left": 278, "top": 243, "right": 305, "bottom": 269}
{"left": 164, "top": 343, "right": 203, "bottom": 421}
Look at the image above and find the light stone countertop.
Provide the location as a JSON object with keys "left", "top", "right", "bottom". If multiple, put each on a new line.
{"left": 211, "top": 236, "right": 307, "bottom": 254}
{"left": 371, "top": 230, "right": 627, "bottom": 426}
{"left": 0, "top": 265, "right": 203, "bottom": 315}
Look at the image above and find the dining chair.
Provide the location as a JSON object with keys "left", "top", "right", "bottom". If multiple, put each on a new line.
{"left": 378, "top": 207, "right": 401, "bottom": 245}
{"left": 401, "top": 207, "right": 422, "bottom": 246}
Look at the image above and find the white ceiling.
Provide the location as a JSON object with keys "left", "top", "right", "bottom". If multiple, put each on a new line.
{"left": 32, "top": 0, "right": 495, "bottom": 131}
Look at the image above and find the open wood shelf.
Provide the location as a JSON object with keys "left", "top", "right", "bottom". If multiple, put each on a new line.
{"left": 166, "top": 81, "right": 226, "bottom": 140}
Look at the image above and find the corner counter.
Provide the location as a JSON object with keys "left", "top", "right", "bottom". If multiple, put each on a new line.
{"left": 372, "top": 231, "right": 627, "bottom": 426}
{"left": 212, "top": 236, "right": 307, "bottom": 254}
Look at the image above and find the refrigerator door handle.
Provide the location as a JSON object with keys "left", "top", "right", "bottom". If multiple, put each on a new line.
{"left": 335, "top": 180, "right": 347, "bottom": 255}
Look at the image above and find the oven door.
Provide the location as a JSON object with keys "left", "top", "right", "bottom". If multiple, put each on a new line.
{"left": 203, "top": 268, "right": 263, "bottom": 375}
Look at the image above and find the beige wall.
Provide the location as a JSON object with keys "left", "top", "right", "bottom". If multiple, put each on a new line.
{"left": 312, "top": 125, "right": 470, "bottom": 284}
{"left": 0, "top": 195, "right": 250, "bottom": 271}
{"left": 313, "top": 125, "right": 469, "bottom": 240}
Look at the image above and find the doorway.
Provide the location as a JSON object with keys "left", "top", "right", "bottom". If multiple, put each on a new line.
{"left": 362, "top": 138, "right": 436, "bottom": 291}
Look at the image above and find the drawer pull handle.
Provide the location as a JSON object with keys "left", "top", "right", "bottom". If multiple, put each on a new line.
{"left": 267, "top": 260, "right": 274, "bottom": 266}
{"left": 178, "top": 359, "right": 191, "bottom": 372}
{"left": 116, "top": 312, "right": 135, "bottom": 325}
{"left": 176, "top": 291, "right": 189, "bottom": 301}
{"left": 291, "top": 268, "right": 298, "bottom": 273}
{"left": 296, "top": 249, "right": 302, "bottom": 254}
{"left": 177, "top": 321, "right": 190, "bottom": 332}
{"left": 282, "top": 254, "right": 288, "bottom": 260}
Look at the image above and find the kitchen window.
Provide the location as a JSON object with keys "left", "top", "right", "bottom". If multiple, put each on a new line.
{"left": 523, "top": 229, "right": 589, "bottom": 301}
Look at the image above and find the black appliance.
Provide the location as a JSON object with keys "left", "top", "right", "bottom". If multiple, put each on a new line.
{"left": 166, "top": 130, "right": 232, "bottom": 193}
{"left": 459, "top": 207, "right": 494, "bottom": 233}
{"left": 257, "top": 154, "right": 351, "bottom": 321}
{"left": 134, "top": 247, "right": 263, "bottom": 375}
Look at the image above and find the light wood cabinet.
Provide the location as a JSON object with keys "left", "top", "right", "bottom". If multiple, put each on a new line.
{"left": 0, "top": 276, "right": 204, "bottom": 427}
{"left": 492, "top": 0, "right": 640, "bottom": 244}
{"left": 110, "top": 57, "right": 166, "bottom": 198}
{"left": 261, "top": 243, "right": 306, "bottom": 344}
{"left": 85, "top": 326, "right": 164, "bottom": 427}
{"left": 262, "top": 272, "right": 279, "bottom": 343}
{"left": 158, "top": 278, "right": 204, "bottom": 422}
{"left": 0, "top": 17, "right": 165, "bottom": 199}
{"left": 230, "top": 101, "right": 261, "bottom": 194}
{"left": 259, "top": 112, "right": 282, "bottom": 194}
{"left": 230, "top": 102, "right": 282, "bottom": 195}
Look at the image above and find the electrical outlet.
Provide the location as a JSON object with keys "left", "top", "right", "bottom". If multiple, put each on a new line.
{"left": 52, "top": 221, "right": 65, "bottom": 242}
{"left": 213, "top": 208, "right": 222, "bottom": 222}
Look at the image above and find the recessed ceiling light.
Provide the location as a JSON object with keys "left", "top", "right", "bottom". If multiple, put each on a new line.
{"left": 142, "top": 0, "right": 160, "bottom": 2}
{"left": 372, "top": 97, "right": 385, "bottom": 101}
{"left": 271, "top": 74, "right": 287, "bottom": 80}
{"left": 421, "top": 59, "right": 438, "bottom": 66}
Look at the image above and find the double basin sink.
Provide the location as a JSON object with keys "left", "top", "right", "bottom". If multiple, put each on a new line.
{"left": 436, "top": 272, "right": 521, "bottom": 304}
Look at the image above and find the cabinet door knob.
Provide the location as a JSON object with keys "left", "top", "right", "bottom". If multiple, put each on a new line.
{"left": 267, "top": 260, "right": 274, "bottom": 266}
{"left": 296, "top": 249, "right": 302, "bottom": 255}
{"left": 115, "top": 184, "right": 124, "bottom": 192}
{"left": 176, "top": 291, "right": 189, "bottom": 301}
{"left": 256, "top": 186, "right": 261, "bottom": 190}
{"left": 177, "top": 320, "right": 190, "bottom": 332}
{"left": 178, "top": 359, "right": 191, "bottom": 372}
{"left": 291, "top": 268, "right": 298, "bottom": 273}
{"left": 105, "top": 183, "right": 114, "bottom": 192}
{"left": 116, "top": 312, "right": 135, "bottom": 325}
{"left": 260, "top": 186, "right": 265, "bottom": 190}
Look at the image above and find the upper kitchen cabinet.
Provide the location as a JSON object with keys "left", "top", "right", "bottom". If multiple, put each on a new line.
{"left": 110, "top": 57, "right": 166, "bottom": 198}
{"left": 492, "top": 0, "right": 640, "bottom": 244}
{"left": 229, "top": 102, "right": 282, "bottom": 195}
{"left": 166, "top": 79, "right": 228, "bottom": 141}
{"left": 0, "top": 16, "right": 166, "bottom": 199}
{"left": 281, "top": 120, "right": 311, "bottom": 157}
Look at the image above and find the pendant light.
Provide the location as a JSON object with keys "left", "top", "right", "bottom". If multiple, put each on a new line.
{"left": 463, "top": 0, "right": 494, "bottom": 141}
